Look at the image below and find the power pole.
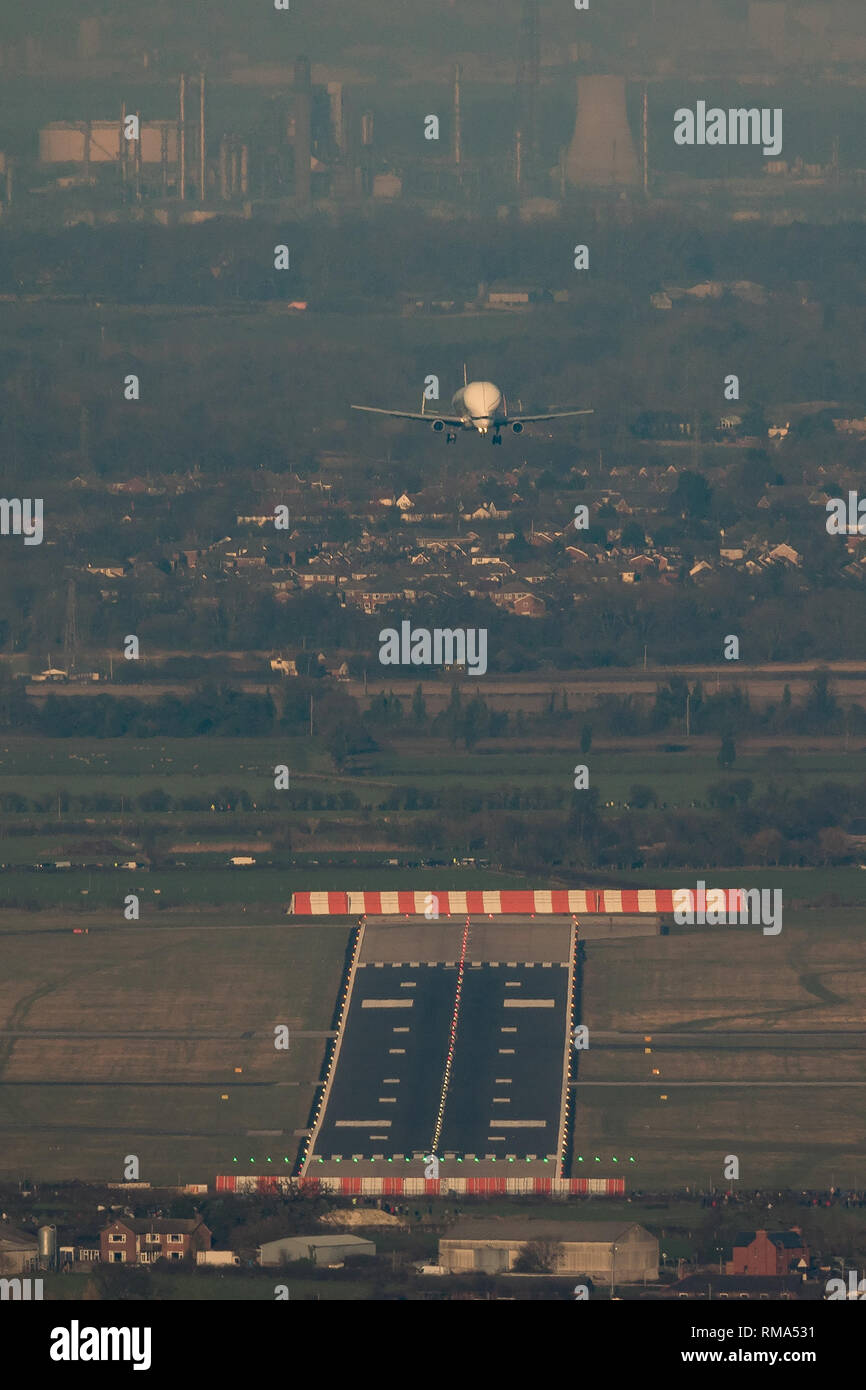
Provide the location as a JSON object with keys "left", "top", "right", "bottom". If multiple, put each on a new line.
{"left": 63, "top": 579, "right": 78, "bottom": 674}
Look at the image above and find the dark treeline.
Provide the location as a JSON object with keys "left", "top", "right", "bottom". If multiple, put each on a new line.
{"left": 8, "top": 575, "right": 866, "bottom": 673}
{"left": 0, "top": 670, "right": 857, "bottom": 745}
{"left": 2, "top": 213, "right": 866, "bottom": 306}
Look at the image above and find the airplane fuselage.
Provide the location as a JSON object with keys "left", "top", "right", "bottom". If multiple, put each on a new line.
{"left": 450, "top": 380, "right": 503, "bottom": 434}
{"left": 350, "top": 378, "right": 591, "bottom": 442}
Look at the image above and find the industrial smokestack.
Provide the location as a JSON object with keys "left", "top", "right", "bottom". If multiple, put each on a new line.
{"left": 135, "top": 110, "right": 142, "bottom": 203}
{"left": 120, "top": 102, "right": 127, "bottom": 193}
{"left": 564, "top": 75, "right": 640, "bottom": 189}
{"left": 327, "top": 82, "right": 345, "bottom": 155}
{"left": 178, "top": 73, "right": 186, "bottom": 200}
{"left": 199, "top": 72, "right": 206, "bottom": 201}
{"left": 360, "top": 111, "right": 374, "bottom": 196}
{"left": 219, "top": 137, "right": 230, "bottom": 200}
{"left": 160, "top": 124, "right": 168, "bottom": 195}
{"left": 293, "top": 55, "right": 312, "bottom": 206}
{"left": 641, "top": 84, "right": 649, "bottom": 196}
{"left": 453, "top": 63, "right": 462, "bottom": 168}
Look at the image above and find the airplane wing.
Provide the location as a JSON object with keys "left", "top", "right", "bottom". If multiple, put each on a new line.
{"left": 501, "top": 408, "right": 594, "bottom": 424}
{"left": 351, "top": 405, "right": 465, "bottom": 425}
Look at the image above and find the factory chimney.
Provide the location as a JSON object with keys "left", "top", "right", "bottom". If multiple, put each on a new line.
{"left": 199, "top": 72, "right": 206, "bottom": 201}
{"left": 453, "top": 63, "right": 462, "bottom": 169}
{"left": 293, "top": 56, "right": 312, "bottom": 206}
{"left": 564, "top": 75, "right": 640, "bottom": 189}
{"left": 360, "top": 111, "right": 374, "bottom": 196}
{"left": 178, "top": 73, "right": 187, "bottom": 200}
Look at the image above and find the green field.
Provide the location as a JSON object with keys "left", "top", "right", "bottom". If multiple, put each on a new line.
{"left": 0, "top": 923, "right": 349, "bottom": 1183}
{"left": 573, "top": 914, "right": 866, "bottom": 1188}
{"left": 364, "top": 742, "right": 866, "bottom": 803}
{"left": 3, "top": 737, "right": 864, "bottom": 803}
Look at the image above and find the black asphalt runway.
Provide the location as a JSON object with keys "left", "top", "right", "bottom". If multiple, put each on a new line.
{"left": 313, "top": 961, "right": 570, "bottom": 1160}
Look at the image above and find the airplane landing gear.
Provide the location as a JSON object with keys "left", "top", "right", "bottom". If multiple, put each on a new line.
{"left": 492, "top": 431, "right": 502, "bottom": 446}
{"left": 446, "top": 431, "right": 457, "bottom": 444}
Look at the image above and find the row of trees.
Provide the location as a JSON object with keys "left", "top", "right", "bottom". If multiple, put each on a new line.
{"left": 0, "top": 671, "right": 854, "bottom": 749}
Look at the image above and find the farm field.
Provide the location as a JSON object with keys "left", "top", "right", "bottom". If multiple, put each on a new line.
{"left": 0, "top": 923, "right": 350, "bottom": 1183}
{"left": 1, "top": 736, "right": 864, "bottom": 805}
{"left": 361, "top": 742, "right": 866, "bottom": 803}
{"left": 4, "top": 867, "right": 865, "bottom": 912}
{"left": 573, "top": 914, "right": 866, "bottom": 1188}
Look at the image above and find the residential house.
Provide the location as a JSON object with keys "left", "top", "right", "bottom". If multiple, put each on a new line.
{"left": 100, "top": 1217, "right": 212, "bottom": 1265}
{"left": 727, "top": 1230, "right": 809, "bottom": 1278}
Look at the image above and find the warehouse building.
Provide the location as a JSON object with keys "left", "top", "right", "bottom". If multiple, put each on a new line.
{"left": 258, "top": 1233, "right": 376, "bottom": 1267}
{"left": 439, "top": 1220, "right": 658, "bottom": 1282}
{"left": 0, "top": 1227, "right": 38, "bottom": 1274}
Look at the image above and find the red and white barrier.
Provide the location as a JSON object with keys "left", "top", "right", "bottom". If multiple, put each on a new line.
{"left": 290, "top": 888, "right": 746, "bottom": 916}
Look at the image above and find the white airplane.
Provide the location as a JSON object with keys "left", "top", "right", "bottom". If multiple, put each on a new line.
{"left": 351, "top": 369, "right": 593, "bottom": 445}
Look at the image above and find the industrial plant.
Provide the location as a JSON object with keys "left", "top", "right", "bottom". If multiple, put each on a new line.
{"left": 0, "top": 3, "right": 862, "bottom": 228}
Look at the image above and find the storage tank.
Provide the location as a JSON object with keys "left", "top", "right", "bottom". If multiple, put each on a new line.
{"left": 38, "top": 1224, "right": 58, "bottom": 1271}
{"left": 39, "top": 121, "right": 178, "bottom": 165}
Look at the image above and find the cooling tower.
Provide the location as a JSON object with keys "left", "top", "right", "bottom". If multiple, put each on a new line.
{"left": 564, "top": 75, "right": 639, "bottom": 189}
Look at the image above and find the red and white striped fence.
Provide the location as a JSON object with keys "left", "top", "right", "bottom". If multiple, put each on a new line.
{"left": 290, "top": 888, "right": 746, "bottom": 916}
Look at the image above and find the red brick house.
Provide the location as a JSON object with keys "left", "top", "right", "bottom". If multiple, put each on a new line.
{"left": 101, "top": 1217, "right": 212, "bottom": 1265}
{"left": 727, "top": 1229, "right": 808, "bottom": 1277}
